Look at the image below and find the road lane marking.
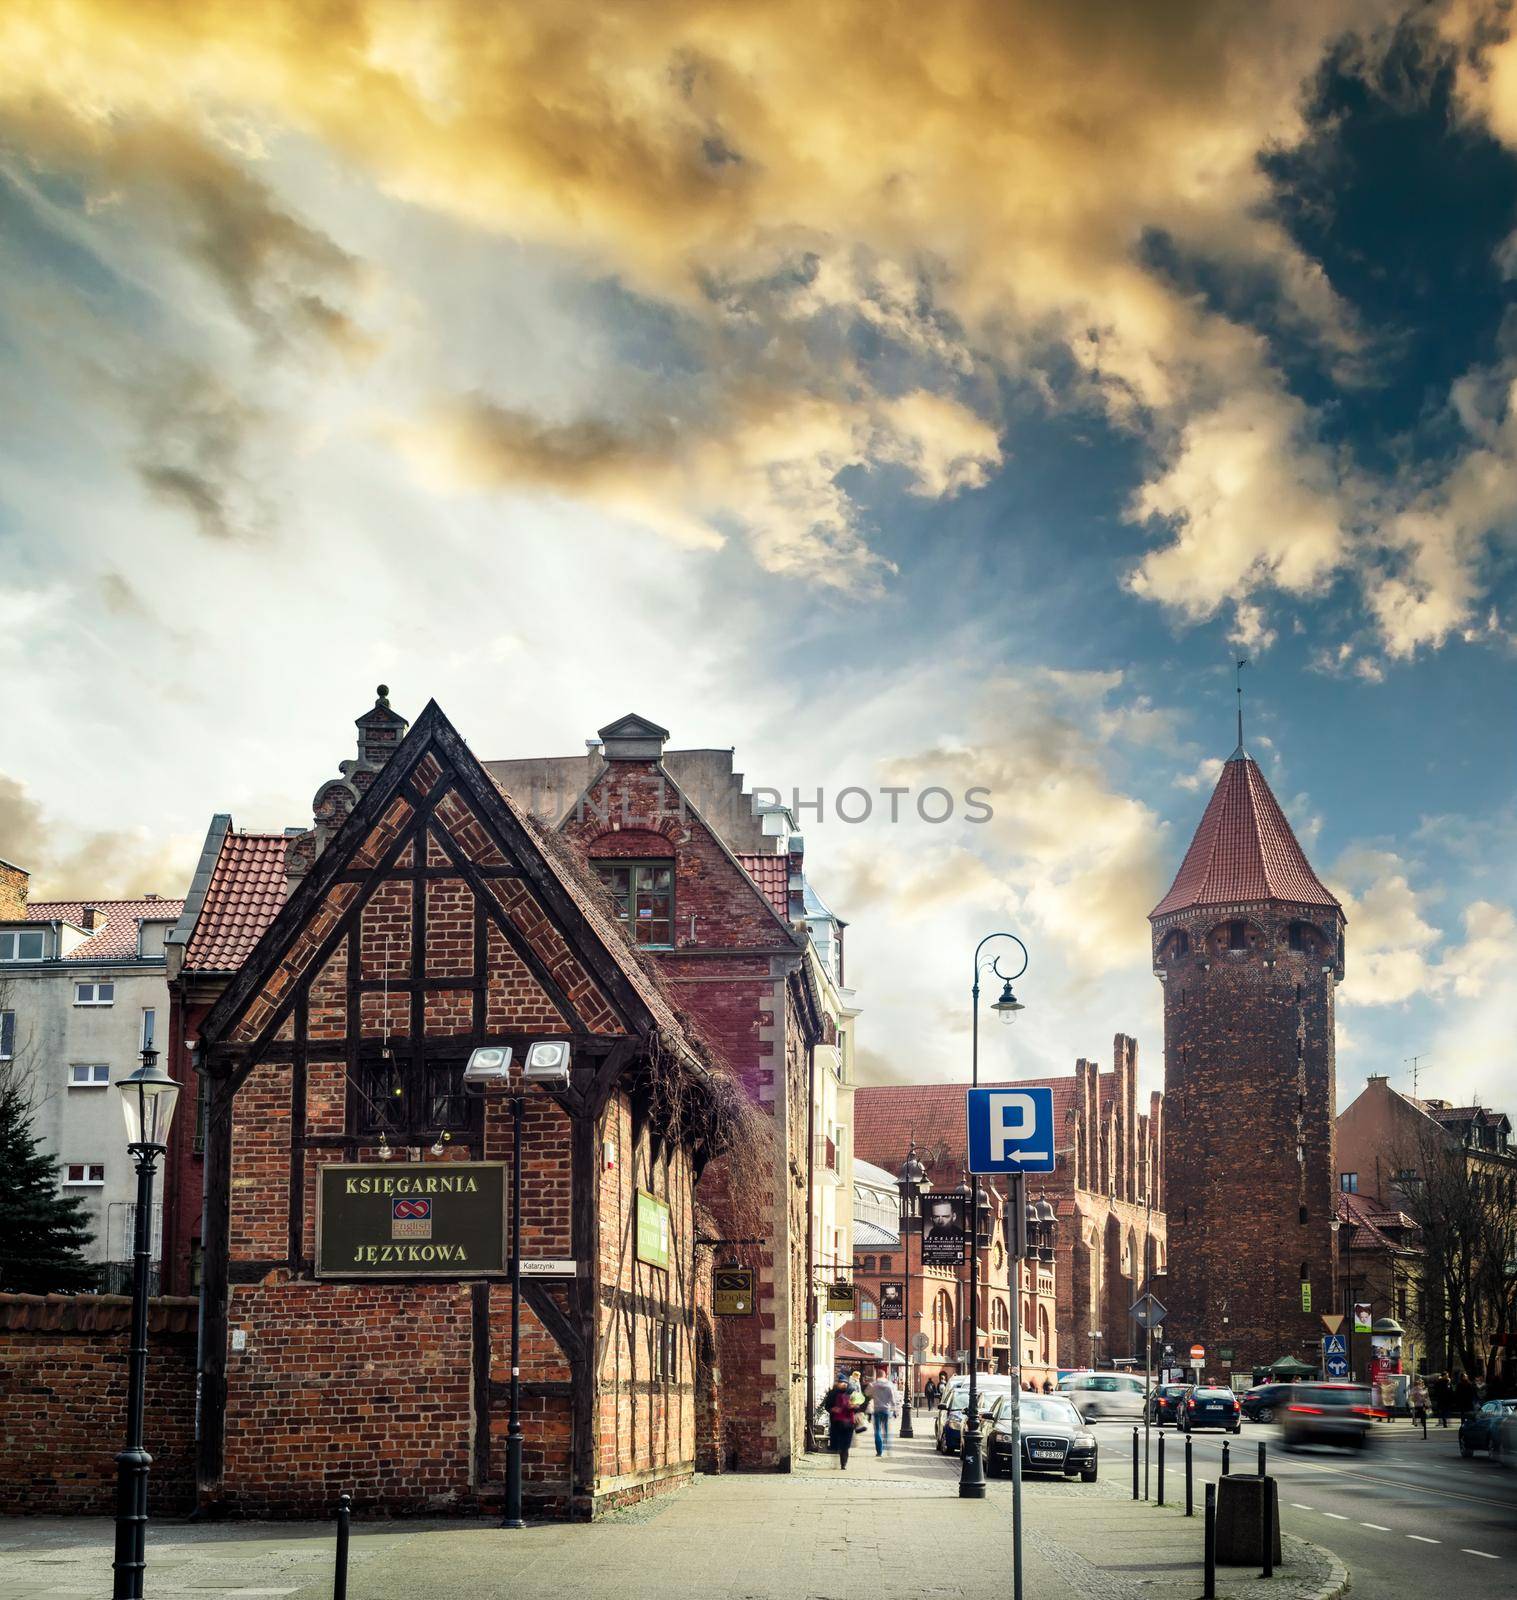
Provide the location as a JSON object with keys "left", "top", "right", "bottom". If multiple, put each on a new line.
{"left": 1461, "top": 1550, "right": 1498, "bottom": 1560}
{"left": 1407, "top": 1535, "right": 1440, "bottom": 1544}
{"left": 1361, "top": 1523, "right": 1390, "bottom": 1531}
{"left": 1290, "top": 1502, "right": 1313, "bottom": 1510}
{"left": 1322, "top": 1512, "right": 1348, "bottom": 1520}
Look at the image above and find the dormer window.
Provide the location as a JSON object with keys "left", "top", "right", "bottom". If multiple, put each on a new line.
{"left": 0, "top": 929, "right": 46, "bottom": 961}
{"left": 595, "top": 860, "right": 674, "bottom": 948}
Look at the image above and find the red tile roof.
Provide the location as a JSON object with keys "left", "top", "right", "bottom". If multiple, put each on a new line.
{"left": 183, "top": 834, "right": 289, "bottom": 972}
{"left": 1151, "top": 754, "right": 1339, "bottom": 920}
{"left": 1334, "top": 1189, "right": 1419, "bottom": 1254}
{"left": 25, "top": 898, "right": 186, "bottom": 960}
{"left": 735, "top": 852, "right": 788, "bottom": 916}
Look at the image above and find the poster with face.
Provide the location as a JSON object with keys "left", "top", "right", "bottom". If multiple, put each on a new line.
{"left": 921, "top": 1193, "right": 966, "bottom": 1264}
{"left": 879, "top": 1281, "right": 904, "bottom": 1319}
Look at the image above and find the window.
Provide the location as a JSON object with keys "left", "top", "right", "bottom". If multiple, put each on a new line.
{"left": 0, "top": 929, "right": 46, "bottom": 961}
{"left": 356, "top": 1057, "right": 406, "bottom": 1133}
{"left": 68, "top": 1064, "right": 110, "bottom": 1088}
{"left": 879, "top": 1255, "right": 893, "bottom": 1272}
{"left": 0, "top": 1010, "right": 13, "bottom": 1060}
{"left": 425, "top": 1061, "right": 471, "bottom": 1129}
{"left": 595, "top": 860, "right": 674, "bottom": 947}
{"left": 141, "top": 1009, "right": 156, "bottom": 1050}
{"left": 74, "top": 981, "right": 115, "bottom": 1006}
{"left": 861, "top": 1255, "right": 876, "bottom": 1271}
{"left": 63, "top": 1163, "right": 105, "bottom": 1186}
{"left": 352, "top": 1053, "right": 481, "bottom": 1141}
{"left": 1339, "top": 1172, "right": 1358, "bottom": 1193}
{"left": 137, "top": 922, "right": 168, "bottom": 959}
{"left": 1228, "top": 920, "right": 1247, "bottom": 950}
{"left": 858, "top": 1292, "right": 878, "bottom": 1319}
{"left": 1289, "top": 921, "right": 1304, "bottom": 951}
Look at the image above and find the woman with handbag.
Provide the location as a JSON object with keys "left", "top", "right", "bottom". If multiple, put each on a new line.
{"left": 826, "top": 1377, "right": 862, "bottom": 1469}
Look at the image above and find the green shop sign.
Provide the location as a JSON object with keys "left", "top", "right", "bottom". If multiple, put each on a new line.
{"left": 636, "top": 1189, "right": 671, "bottom": 1269}
{"left": 315, "top": 1162, "right": 508, "bottom": 1278}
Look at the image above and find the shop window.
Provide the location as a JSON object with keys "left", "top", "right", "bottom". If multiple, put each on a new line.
{"left": 594, "top": 860, "right": 674, "bottom": 948}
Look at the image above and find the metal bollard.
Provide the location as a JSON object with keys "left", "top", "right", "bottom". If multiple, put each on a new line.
{"left": 1203, "top": 1482, "right": 1217, "bottom": 1599}
{"left": 1261, "top": 1471, "right": 1273, "bottom": 1579}
{"left": 1221, "top": 1439, "right": 1230, "bottom": 1476}
{"left": 334, "top": 1492, "right": 351, "bottom": 1600}
{"left": 1257, "top": 1439, "right": 1266, "bottom": 1479}
{"left": 1157, "top": 1433, "right": 1165, "bottom": 1506}
{"left": 1185, "top": 1435, "right": 1193, "bottom": 1516}
{"left": 1133, "top": 1428, "right": 1140, "bottom": 1500}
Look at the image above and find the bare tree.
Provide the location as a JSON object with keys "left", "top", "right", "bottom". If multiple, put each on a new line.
{"left": 1391, "top": 1117, "right": 1513, "bottom": 1383}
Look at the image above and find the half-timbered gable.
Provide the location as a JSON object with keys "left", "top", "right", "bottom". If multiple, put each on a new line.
{"left": 182, "top": 693, "right": 739, "bottom": 1519}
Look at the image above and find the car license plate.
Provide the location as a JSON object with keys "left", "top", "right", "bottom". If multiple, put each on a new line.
{"left": 1032, "top": 1448, "right": 1062, "bottom": 1459}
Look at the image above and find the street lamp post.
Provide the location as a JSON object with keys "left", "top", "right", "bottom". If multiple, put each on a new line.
{"left": 896, "top": 1142, "right": 927, "bottom": 1438}
{"left": 112, "top": 1047, "right": 181, "bottom": 1600}
{"left": 503, "top": 1092, "right": 525, "bottom": 1528}
{"left": 962, "top": 931, "right": 1027, "bottom": 1500}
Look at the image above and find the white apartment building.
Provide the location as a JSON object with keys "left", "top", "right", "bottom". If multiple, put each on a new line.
{"left": 0, "top": 859, "right": 183, "bottom": 1288}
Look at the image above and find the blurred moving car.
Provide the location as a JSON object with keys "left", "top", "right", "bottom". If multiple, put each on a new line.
{"left": 1459, "top": 1398, "right": 1517, "bottom": 1460}
{"left": 1178, "top": 1385, "right": 1242, "bottom": 1433}
{"left": 1149, "top": 1383, "right": 1192, "bottom": 1427}
{"left": 985, "top": 1392, "right": 1099, "bottom": 1481}
{"left": 1058, "top": 1371, "right": 1147, "bottom": 1423}
{"left": 1280, "top": 1383, "right": 1377, "bottom": 1450}
{"left": 1240, "top": 1382, "right": 1298, "bottom": 1423}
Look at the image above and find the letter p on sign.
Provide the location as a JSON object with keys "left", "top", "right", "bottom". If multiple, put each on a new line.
{"left": 967, "top": 1085, "right": 1055, "bottom": 1174}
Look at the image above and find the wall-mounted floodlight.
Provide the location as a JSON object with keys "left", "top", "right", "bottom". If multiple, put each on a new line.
{"left": 463, "top": 1045, "right": 513, "bottom": 1092}
{"left": 523, "top": 1040, "right": 571, "bottom": 1090}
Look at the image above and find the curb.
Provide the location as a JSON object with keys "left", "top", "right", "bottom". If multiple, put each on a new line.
{"left": 1281, "top": 1532, "right": 1351, "bottom": 1600}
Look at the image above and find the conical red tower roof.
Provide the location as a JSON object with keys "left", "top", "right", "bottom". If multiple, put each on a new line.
{"left": 1150, "top": 750, "right": 1340, "bottom": 920}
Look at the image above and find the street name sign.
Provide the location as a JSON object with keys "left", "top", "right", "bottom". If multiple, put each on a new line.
{"left": 1130, "top": 1292, "right": 1168, "bottom": 1330}
{"left": 715, "top": 1266, "right": 754, "bottom": 1316}
{"left": 966, "top": 1086, "right": 1055, "bottom": 1174}
{"left": 518, "top": 1259, "right": 577, "bottom": 1277}
{"left": 315, "top": 1161, "right": 507, "bottom": 1278}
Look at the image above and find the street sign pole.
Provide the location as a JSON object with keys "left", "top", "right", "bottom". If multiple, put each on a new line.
{"left": 1010, "top": 1169, "right": 1025, "bottom": 1600}
{"left": 1144, "top": 1319, "right": 1152, "bottom": 1500}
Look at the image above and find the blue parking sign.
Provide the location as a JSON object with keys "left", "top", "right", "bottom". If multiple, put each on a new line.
{"left": 966, "top": 1086, "right": 1056, "bottom": 1174}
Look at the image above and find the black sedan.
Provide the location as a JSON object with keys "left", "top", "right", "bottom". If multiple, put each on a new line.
{"left": 1149, "top": 1383, "right": 1192, "bottom": 1427}
{"left": 985, "top": 1393, "right": 1099, "bottom": 1481}
{"left": 1240, "top": 1382, "right": 1298, "bottom": 1424}
{"left": 1178, "top": 1385, "right": 1242, "bottom": 1432}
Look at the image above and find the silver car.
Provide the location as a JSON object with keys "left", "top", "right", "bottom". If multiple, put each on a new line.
{"left": 1058, "top": 1371, "right": 1147, "bottom": 1423}
{"left": 1279, "top": 1383, "right": 1376, "bottom": 1450}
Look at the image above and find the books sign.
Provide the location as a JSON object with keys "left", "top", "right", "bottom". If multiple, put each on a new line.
{"left": 315, "top": 1162, "right": 507, "bottom": 1278}
{"left": 715, "top": 1266, "right": 754, "bottom": 1316}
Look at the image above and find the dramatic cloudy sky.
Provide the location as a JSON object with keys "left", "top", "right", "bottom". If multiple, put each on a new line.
{"left": 2, "top": 1, "right": 1514, "bottom": 1113}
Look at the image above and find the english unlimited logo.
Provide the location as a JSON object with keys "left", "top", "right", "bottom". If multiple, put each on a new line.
{"left": 392, "top": 1197, "right": 432, "bottom": 1240}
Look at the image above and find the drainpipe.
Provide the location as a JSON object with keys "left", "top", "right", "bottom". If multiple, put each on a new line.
{"left": 804, "top": 1038, "right": 818, "bottom": 1446}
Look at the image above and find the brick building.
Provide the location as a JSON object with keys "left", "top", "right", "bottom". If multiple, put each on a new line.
{"left": 490, "top": 715, "right": 837, "bottom": 1471}
{"left": 1150, "top": 737, "right": 1344, "bottom": 1378}
{"left": 853, "top": 1043, "right": 1163, "bottom": 1375}
{"left": 168, "top": 693, "right": 747, "bottom": 1518}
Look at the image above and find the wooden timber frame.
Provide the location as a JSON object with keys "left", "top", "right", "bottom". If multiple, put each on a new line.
{"left": 191, "top": 700, "right": 726, "bottom": 1517}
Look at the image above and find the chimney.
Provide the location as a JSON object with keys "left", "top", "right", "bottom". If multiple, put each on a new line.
{"left": 354, "top": 684, "right": 409, "bottom": 776}
{"left": 80, "top": 906, "right": 103, "bottom": 931}
{"left": 0, "top": 860, "right": 28, "bottom": 920}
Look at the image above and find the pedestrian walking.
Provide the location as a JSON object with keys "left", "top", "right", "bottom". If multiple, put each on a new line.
{"left": 924, "top": 1375, "right": 939, "bottom": 1409}
{"left": 826, "top": 1378, "right": 862, "bottom": 1470}
{"left": 1410, "top": 1376, "right": 1429, "bottom": 1438}
{"left": 1432, "top": 1374, "right": 1451, "bottom": 1427}
{"left": 1041, "top": 1378, "right": 1054, "bottom": 1395}
{"left": 869, "top": 1368, "right": 899, "bottom": 1456}
{"left": 1453, "top": 1373, "right": 1477, "bottom": 1417}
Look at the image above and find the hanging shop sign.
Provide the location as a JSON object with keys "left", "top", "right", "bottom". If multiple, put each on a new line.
{"left": 715, "top": 1266, "right": 755, "bottom": 1316}
{"left": 879, "top": 1281, "right": 904, "bottom": 1320}
{"left": 636, "top": 1189, "right": 672, "bottom": 1270}
{"left": 826, "top": 1279, "right": 855, "bottom": 1314}
{"left": 315, "top": 1161, "right": 507, "bottom": 1278}
{"left": 921, "top": 1193, "right": 967, "bottom": 1265}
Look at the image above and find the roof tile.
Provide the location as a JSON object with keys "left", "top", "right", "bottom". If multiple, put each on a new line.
{"left": 26, "top": 898, "right": 186, "bottom": 961}
{"left": 1151, "top": 754, "right": 1339, "bottom": 919}
{"left": 735, "top": 852, "right": 788, "bottom": 916}
{"left": 183, "top": 834, "right": 289, "bottom": 972}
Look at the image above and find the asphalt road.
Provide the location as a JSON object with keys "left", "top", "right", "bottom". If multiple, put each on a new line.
{"left": 1126, "top": 1418, "right": 1517, "bottom": 1599}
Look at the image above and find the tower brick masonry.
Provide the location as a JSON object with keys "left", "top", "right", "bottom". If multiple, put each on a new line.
{"left": 1151, "top": 742, "right": 1344, "bottom": 1378}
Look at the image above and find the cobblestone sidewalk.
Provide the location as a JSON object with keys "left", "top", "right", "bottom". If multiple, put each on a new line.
{"left": 0, "top": 1434, "right": 1347, "bottom": 1600}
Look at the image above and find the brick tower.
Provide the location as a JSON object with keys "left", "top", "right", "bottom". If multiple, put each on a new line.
{"left": 1150, "top": 734, "right": 1344, "bottom": 1379}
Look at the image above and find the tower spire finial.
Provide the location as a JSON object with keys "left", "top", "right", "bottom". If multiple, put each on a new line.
{"left": 1232, "top": 657, "right": 1249, "bottom": 759}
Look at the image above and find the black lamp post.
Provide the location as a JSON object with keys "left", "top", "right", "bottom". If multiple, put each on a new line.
{"left": 112, "top": 1047, "right": 181, "bottom": 1600}
{"left": 961, "top": 931, "right": 1028, "bottom": 1499}
{"left": 896, "top": 1141, "right": 927, "bottom": 1437}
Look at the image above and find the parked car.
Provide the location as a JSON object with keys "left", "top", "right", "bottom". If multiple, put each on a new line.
{"left": 1279, "top": 1383, "right": 1376, "bottom": 1450}
{"left": 1058, "top": 1370, "right": 1147, "bottom": 1423}
{"left": 1240, "top": 1382, "right": 1298, "bottom": 1423}
{"left": 1149, "top": 1383, "right": 1192, "bottom": 1427}
{"left": 936, "top": 1376, "right": 1016, "bottom": 1453}
{"left": 1459, "top": 1398, "right": 1517, "bottom": 1460}
{"left": 1178, "top": 1385, "right": 1241, "bottom": 1433}
{"left": 984, "top": 1392, "right": 1098, "bottom": 1481}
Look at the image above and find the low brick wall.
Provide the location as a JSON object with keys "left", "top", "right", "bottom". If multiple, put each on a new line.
{"left": 0, "top": 1293, "right": 199, "bottom": 1515}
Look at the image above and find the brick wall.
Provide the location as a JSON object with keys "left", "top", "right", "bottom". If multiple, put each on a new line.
{"left": 1157, "top": 905, "right": 1339, "bottom": 1375}
{"left": 0, "top": 1294, "right": 197, "bottom": 1514}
